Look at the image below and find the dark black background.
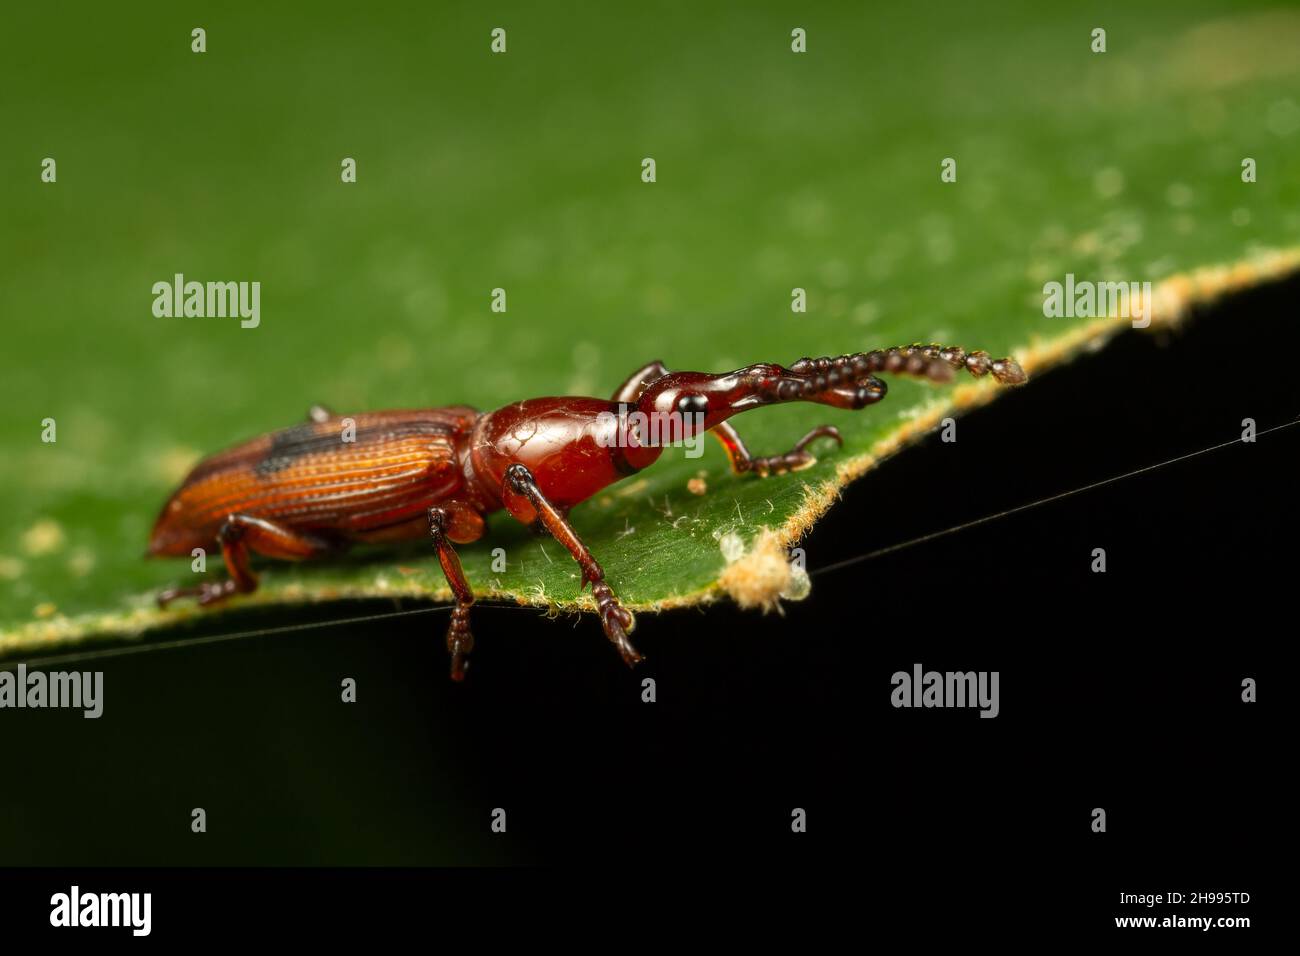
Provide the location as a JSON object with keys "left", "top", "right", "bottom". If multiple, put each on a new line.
{"left": 1, "top": 277, "right": 1287, "bottom": 938}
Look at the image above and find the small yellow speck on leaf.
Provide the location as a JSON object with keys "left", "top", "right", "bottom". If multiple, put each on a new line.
{"left": 22, "top": 519, "right": 66, "bottom": 557}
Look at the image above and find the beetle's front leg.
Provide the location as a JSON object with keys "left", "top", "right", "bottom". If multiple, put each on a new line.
{"left": 710, "top": 421, "right": 844, "bottom": 478}
{"left": 502, "top": 463, "right": 642, "bottom": 668}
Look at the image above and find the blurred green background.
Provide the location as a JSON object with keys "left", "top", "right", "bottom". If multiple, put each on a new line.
{"left": 2, "top": 0, "right": 1298, "bottom": 646}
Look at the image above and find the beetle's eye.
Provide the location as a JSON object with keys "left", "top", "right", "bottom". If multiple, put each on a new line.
{"left": 676, "top": 394, "right": 708, "bottom": 417}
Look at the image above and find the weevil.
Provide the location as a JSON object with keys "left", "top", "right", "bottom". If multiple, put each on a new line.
{"left": 149, "top": 345, "right": 1025, "bottom": 679}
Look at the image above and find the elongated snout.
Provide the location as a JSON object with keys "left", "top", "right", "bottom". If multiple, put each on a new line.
{"left": 634, "top": 344, "right": 1026, "bottom": 433}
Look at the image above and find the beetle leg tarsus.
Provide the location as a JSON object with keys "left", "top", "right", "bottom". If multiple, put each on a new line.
{"left": 589, "top": 578, "right": 640, "bottom": 666}
{"left": 751, "top": 424, "right": 843, "bottom": 476}
{"left": 429, "top": 507, "right": 476, "bottom": 682}
{"left": 710, "top": 422, "right": 843, "bottom": 478}
{"left": 156, "top": 578, "right": 239, "bottom": 608}
{"left": 446, "top": 606, "right": 474, "bottom": 682}
{"left": 504, "top": 463, "right": 643, "bottom": 669}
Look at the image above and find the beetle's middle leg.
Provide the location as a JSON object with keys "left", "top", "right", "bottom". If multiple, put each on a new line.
{"left": 427, "top": 507, "right": 477, "bottom": 682}
{"left": 157, "top": 514, "right": 337, "bottom": 607}
{"left": 503, "top": 463, "right": 642, "bottom": 668}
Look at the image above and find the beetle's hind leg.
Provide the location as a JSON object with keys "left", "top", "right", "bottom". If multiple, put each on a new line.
{"left": 428, "top": 507, "right": 476, "bottom": 681}
{"left": 157, "top": 515, "right": 337, "bottom": 607}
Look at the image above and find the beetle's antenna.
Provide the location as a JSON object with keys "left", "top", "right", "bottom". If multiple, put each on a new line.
{"left": 789, "top": 344, "right": 1026, "bottom": 388}
{"left": 759, "top": 344, "right": 1024, "bottom": 411}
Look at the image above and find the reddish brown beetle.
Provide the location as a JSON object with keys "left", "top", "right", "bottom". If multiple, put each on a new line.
{"left": 149, "top": 344, "right": 1025, "bottom": 678}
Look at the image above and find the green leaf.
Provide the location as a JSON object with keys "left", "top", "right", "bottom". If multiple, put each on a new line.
{"left": 3, "top": 2, "right": 1299, "bottom": 655}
